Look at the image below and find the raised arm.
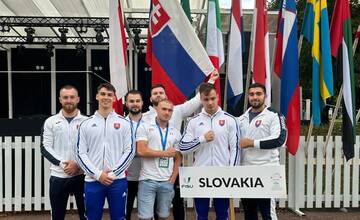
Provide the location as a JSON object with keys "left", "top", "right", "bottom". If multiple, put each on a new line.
{"left": 175, "top": 70, "right": 220, "bottom": 119}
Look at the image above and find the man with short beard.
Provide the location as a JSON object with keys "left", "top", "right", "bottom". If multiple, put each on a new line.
{"left": 41, "top": 85, "right": 87, "bottom": 220}
{"left": 124, "top": 89, "right": 145, "bottom": 220}
{"left": 237, "top": 83, "right": 287, "bottom": 220}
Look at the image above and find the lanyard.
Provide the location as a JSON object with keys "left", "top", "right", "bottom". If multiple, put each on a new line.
{"left": 129, "top": 116, "right": 142, "bottom": 138}
{"left": 155, "top": 119, "right": 169, "bottom": 151}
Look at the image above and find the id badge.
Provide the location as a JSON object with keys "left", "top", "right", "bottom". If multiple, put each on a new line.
{"left": 158, "top": 157, "right": 169, "bottom": 168}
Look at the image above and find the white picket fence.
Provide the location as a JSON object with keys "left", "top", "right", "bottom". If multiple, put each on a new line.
{"left": 0, "top": 135, "right": 359, "bottom": 212}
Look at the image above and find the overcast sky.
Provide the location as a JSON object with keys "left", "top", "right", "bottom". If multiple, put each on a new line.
{"left": 219, "top": 0, "right": 254, "bottom": 9}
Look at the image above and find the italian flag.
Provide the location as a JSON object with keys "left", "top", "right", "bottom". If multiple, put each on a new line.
{"left": 206, "top": 0, "right": 224, "bottom": 106}
{"left": 330, "top": 0, "right": 356, "bottom": 161}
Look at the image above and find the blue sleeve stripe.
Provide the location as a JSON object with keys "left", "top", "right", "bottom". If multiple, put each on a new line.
{"left": 113, "top": 144, "right": 135, "bottom": 176}
{"left": 113, "top": 122, "right": 135, "bottom": 175}
{"left": 228, "top": 115, "right": 240, "bottom": 166}
{"left": 259, "top": 113, "right": 287, "bottom": 149}
{"left": 40, "top": 124, "right": 61, "bottom": 166}
{"left": 179, "top": 138, "right": 200, "bottom": 151}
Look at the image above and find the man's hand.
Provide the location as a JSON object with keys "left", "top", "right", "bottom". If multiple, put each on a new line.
{"left": 164, "top": 146, "right": 177, "bottom": 157}
{"left": 63, "top": 160, "right": 80, "bottom": 176}
{"left": 204, "top": 130, "right": 215, "bottom": 142}
{"left": 169, "top": 174, "right": 177, "bottom": 184}
{"left": 99, "top": 170, "right": 115, "bottom": 186}
{"left": 207, "top": 69, "right": 219, "bottom": 84}
{"left": 240, "top": 138, "right": 254, "bottom": 148}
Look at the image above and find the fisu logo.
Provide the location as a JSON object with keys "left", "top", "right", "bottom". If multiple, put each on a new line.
{"left": 181, "top": 177, "right": 193, "bottom": 189}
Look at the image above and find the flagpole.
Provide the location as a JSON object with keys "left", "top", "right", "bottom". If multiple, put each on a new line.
{"left": 123, "top": 13, "right": 135, "bottom": 90}
{"left": 223, "top": 13, "right": 232, "bottom": 112}
{"left": 270, "top": 33, "right": 279, "bottom": 111}
{"left": 322, "top": 26, "right": 360, "bottom": 156}
{"left": 243, "top": 42, "right": 253, "bottom": 112}
{"left": 222, "top": 8, "right": 235, "bottom": 220}
{"left": 297, "top": 33, "right": 314, "bottom": 154}
{"left": 355, "top": 25, "right": 360, "bottom": 123}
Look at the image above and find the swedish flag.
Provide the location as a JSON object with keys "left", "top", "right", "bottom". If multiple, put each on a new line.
{"left": 302, "top": 0, "right": 333, "bottom": 125}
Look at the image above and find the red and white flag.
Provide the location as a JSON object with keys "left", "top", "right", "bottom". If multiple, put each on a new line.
{"left": 251, "top": 0, "right": 271, "bottom": 106}
{"left": 109, "top": 0, "right": 128, "bottom": 115}
{"left": 206, "top": 0, "right": 224, "bottom": 106}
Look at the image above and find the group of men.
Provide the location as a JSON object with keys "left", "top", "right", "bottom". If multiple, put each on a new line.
{"left": 41, "top": 71, "right": 287, "bottom": 220}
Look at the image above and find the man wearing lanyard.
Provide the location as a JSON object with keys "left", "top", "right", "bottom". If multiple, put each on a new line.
{"left": 142, "top": 71, "right": 219, "bottom": 220}
{"left": 77, "top": 83, "right": 135, "bottom": 220}
{"left": 136, "top": 99, "right": 182, "bottom": 220}
{"left": 125, "top": 89, "right": 144, "bottom": 220}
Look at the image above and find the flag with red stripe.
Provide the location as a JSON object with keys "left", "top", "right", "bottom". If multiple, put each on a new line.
{"left": 274, "top": 0, "right": 300, "bottom": 155}
{"left": 226, "top": 0, "right": 244, "bottom": 108}
{"left": 109, "top": 0, "right": 127, "bottom": 115}
{"left": 251, "top": 0, "right": 271, "bottom": 106}
{"left": 330, "top": 0, "right": 356, "bottom": 161}
{"left": 145, "top": 0, "right": 214, "bottom": 105}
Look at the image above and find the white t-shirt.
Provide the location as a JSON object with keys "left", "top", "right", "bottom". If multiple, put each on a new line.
{"left": 126, "top": 116, "right": 143, "bottom": 181}
{"left": 136, "top": 119, "right": 181, "bottom": 181}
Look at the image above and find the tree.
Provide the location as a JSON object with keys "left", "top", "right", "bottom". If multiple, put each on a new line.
{"left": 268, "top": 0, "right": 360, "bottom": 111}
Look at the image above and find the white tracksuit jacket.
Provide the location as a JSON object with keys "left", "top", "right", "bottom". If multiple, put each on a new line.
{"left": 76, "top": 111, "right": 135, "bottom": 182}
{"left": 237, "top": 107, "right": 287, "bottom": 166}
{"left": 41, "top": 110, "right": 87, "bottom": 178}
{"left": 179, "top": 107, "right": 240, "bottom": 166}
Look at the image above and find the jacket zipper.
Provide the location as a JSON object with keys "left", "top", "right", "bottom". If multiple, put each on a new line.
{"left": 102, "top": 117, "right": 107, "bottom": 170}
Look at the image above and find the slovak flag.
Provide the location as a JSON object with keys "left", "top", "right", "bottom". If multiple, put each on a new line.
{"left": 146, "top": 0, "right": 214, "bottom": 105}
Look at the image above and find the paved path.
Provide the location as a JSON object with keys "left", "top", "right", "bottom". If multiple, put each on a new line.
{"left": 1, "top": 208, "right": 360, "bottom": 220}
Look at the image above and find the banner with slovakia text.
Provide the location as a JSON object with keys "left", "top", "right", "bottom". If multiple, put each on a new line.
{"left": 179, "top": 166, "right": 286, "bottom": 198}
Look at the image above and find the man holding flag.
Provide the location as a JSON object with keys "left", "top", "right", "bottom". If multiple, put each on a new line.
{"left": 330, "top": 0, "right": 356, "bottom": 160}
{"left": 145, "top": 0, "right": 218, "bottom": 219}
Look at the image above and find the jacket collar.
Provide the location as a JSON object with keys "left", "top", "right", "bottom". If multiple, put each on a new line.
{"left": 94, "top": 110, "right": 115, "bottom": 119}
{"left": 58, "top": 109, "right": 82, "bottom": 120}
{"left": 201, "top": 107, "right": 222, "bottom": 118}
{"left": 243, "top": 106, "right": 269, "bottom": 119}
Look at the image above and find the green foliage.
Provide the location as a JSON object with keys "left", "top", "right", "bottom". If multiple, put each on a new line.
{"left": 268, "top": 0, "right": 360, "bottom": 108}
{"left": 301, "top": 121, "right": 360, "bottom": 135}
